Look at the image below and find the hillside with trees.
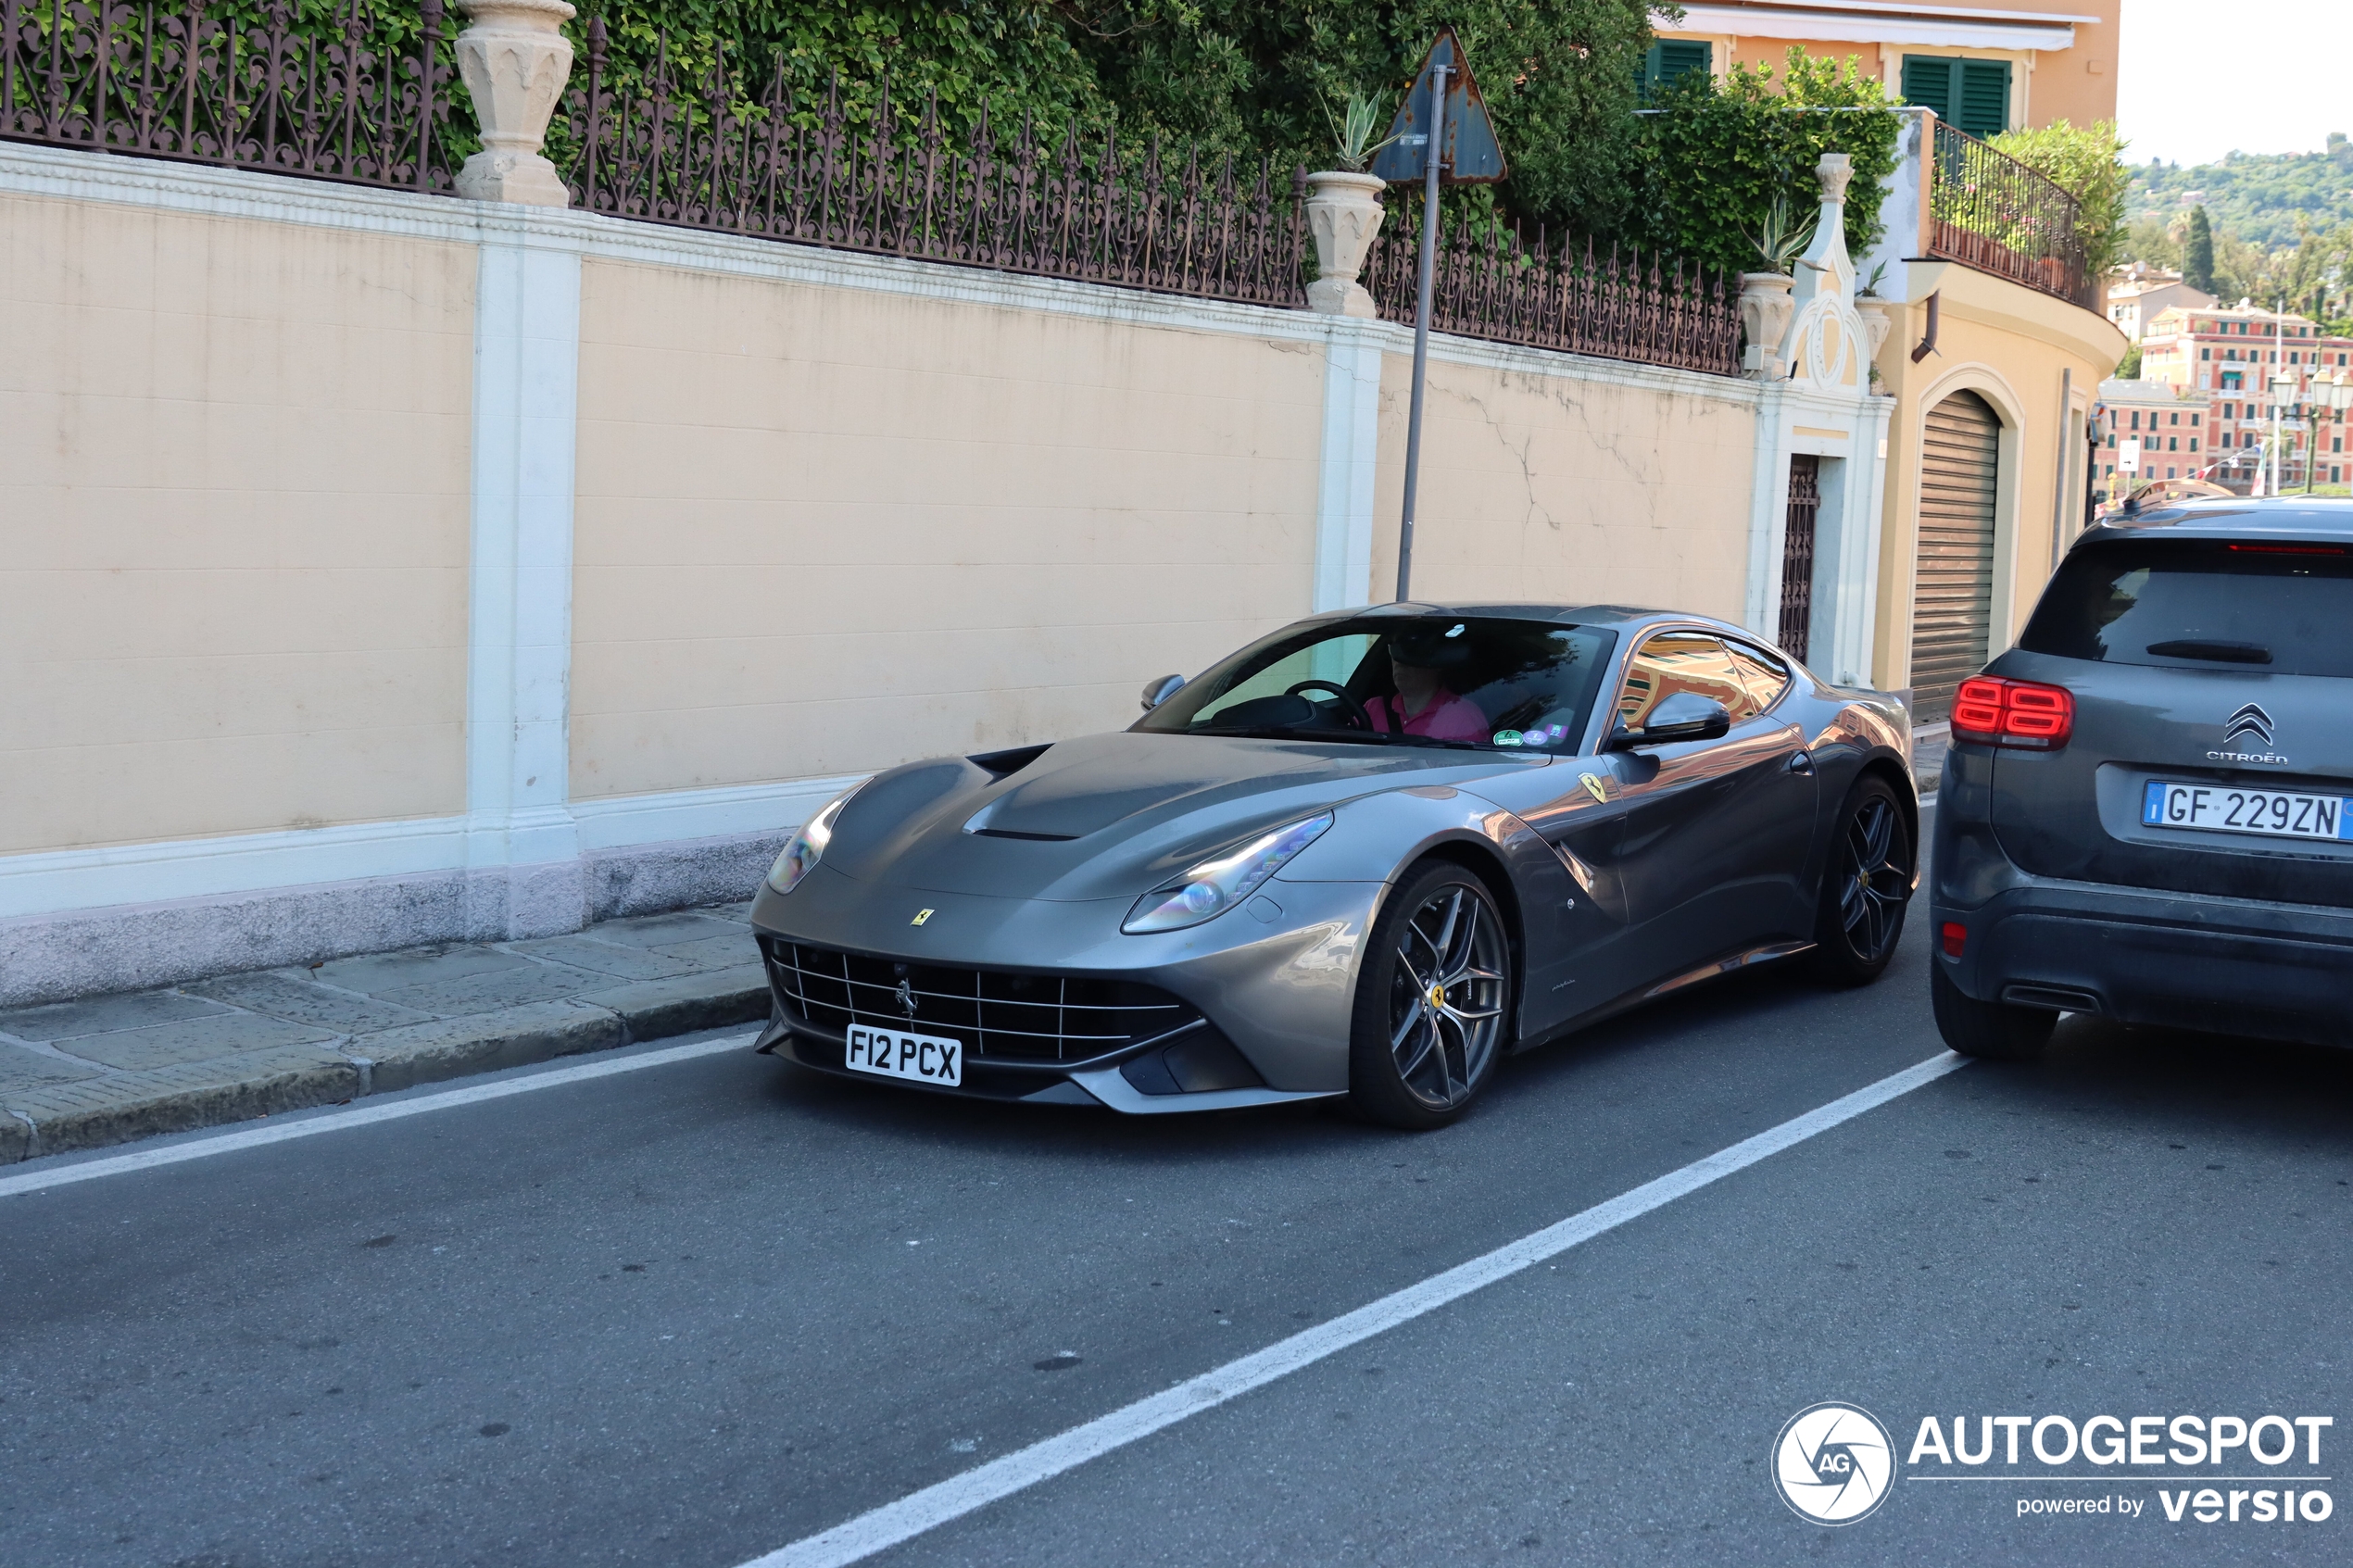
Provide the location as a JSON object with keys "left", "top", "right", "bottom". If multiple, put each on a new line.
{"left": 2123, "top": 136, "right": 2353, "bottom": 332}
{"left": 2127, "top": 135, "right": 2353, "bottom": 248}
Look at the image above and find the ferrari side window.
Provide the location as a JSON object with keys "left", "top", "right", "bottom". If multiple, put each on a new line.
{"left": 1615, "top": 632, "right": 1758, "bottom": 731}
{"left": 1724, "top": 640, "right": 1793, "bottom": 712}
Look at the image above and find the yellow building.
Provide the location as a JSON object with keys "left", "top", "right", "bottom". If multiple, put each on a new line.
{"left": 1652, "top": 1, "right": 2119, "bottom": 132}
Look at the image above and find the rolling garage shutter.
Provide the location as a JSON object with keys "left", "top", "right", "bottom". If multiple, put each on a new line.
{"left": 1910, "top": 390, "right": 2001, "bottom": 725}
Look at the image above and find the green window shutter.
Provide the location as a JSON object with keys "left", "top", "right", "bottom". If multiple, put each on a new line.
{"left": 1640, "top": 41, "right": 1712, "bottom": 104}
{"left": 1957, "top": 59, "right": 2011, "bottom": 137}
{"left": 1903, "top": 56, "right": 2010, "bottom": 136}
{"left": 1900, "top": 56, "right": 1954, "bottom": 122}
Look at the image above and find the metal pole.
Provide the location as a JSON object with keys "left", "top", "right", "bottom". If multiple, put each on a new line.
{"left": 1394, "top": 62, "right": 1448, "bottom": 601}
{"left": 2271, "top": 309, "right": 2284, "bottom": 497}
{"left": 2048, "top": 366, "right": 2072, "bottom": 569}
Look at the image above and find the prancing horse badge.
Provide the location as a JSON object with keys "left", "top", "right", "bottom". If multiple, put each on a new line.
{"left": 911, "top": 908, "right": 935, "bottom": 926}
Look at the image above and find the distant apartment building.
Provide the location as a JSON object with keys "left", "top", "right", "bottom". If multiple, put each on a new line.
{"left": 1649, "top": 1, "right": 2118, "bottom": 132}
{"left": 2091, "top": 378, "right": 2204, "bottom": 493}
{"left": 2137, "top": 304, "right": 2353, "bottom": 490}
{"left": 2106, "top": 263, "right": 2216, "bottom": 345}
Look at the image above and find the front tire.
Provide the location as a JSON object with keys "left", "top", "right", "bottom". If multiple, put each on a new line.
{"left": 1810, "top": 775, "right": 1914, "bottom": 987}
{"left": 1931, "top": 964, "right": 2057, "bottom": 1060}
{"left": 1348, "top": 862, "right": 1513, "bottom": 1130}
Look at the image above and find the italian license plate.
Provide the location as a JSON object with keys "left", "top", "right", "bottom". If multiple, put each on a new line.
{"left": 844, "top": 1024, "right": 964, "bottom": 1086}
{"left": 2143, "top": 780, "right": 2353, "bottom": 843}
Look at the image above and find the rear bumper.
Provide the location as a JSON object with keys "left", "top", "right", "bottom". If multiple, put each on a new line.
{"left": 1931, "top": 877, "right": 2353, "bottom": 1047}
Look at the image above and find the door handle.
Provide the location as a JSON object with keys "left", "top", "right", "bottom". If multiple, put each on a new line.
{"left": 1786, "top": 751, "right": 1816, "bottom": 775}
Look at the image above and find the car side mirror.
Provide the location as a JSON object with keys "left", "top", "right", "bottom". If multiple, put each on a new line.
{"left": 1608, "top": 692, "right": 1731, "bottom": 749}
{"left": 1140, "top": 673, "right": 1185, "bottom": 712}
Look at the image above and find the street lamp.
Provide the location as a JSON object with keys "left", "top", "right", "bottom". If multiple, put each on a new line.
{"left": 2268, "top": 368, "right": 2299, "bottom": 496}
{"left": 2309, "top": 374, "right": 2353, "bottom": 494}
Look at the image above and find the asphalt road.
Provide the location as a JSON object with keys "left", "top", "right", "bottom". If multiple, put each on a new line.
{"left": 6, "top": 884, "right": 2350, "bottom": 1566}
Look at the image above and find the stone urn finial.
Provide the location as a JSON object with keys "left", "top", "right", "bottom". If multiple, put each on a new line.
{"left": 1304, "top": 170, "right": 1388, "bottom": 318}
{"left": 1740, "top": 273, "right": 1795, "bottom": 378}
{"left": 455, "top": 0, "right": 577, "bottom": 207}
{"left": 1816, "top": 151, "right": 1854, "bottom": 206}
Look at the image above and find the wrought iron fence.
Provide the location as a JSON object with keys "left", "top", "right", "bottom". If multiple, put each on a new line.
{"left": 1365, "top": 211, "right": 1743, "bottom": 377}
{"left": 1927, "top": 119, "right": 2093, "bottom": 310}
{"left": 3, "top": 7, "right": 1746, "bottom": 374}
{"left": 0, "top": 0, "right": 459, "bottom": 189}
{"left": 556, "top": 20, "right": 1309, "bottom": 309}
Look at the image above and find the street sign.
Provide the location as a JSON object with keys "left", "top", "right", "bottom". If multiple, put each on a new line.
{"left": 1369, "top": 29, "right": 1506, "bottom": 185}
{"left": 2120, "top": 437, "right": 2141, "bottom": 472}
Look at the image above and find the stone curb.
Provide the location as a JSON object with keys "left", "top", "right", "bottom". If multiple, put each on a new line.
{"left": 3, "top": 964, "right": 770, "bottom": 1162}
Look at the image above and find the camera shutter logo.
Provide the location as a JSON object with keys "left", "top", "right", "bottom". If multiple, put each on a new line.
{"left": 1772, "top": 1402, "right": 1896, "bottom": 1524}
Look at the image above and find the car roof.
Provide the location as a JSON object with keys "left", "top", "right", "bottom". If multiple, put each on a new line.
{"left": 1306, "top": 601, "right": 1739, "bottom": 636}
{"left": 2080, "top": 495, "right": 2353, "bottom": 546}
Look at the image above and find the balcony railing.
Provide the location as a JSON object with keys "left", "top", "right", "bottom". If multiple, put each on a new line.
{"left": 1926, "top": 119, "right": 2093, "bottom": 310}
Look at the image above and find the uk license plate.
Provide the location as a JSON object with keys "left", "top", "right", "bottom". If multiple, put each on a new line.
{"left": 844, "top": 1024, "right": 964, "bottom": 1086}
{"left": 2143, "top": 780, "right": 2353, "bottom": 842}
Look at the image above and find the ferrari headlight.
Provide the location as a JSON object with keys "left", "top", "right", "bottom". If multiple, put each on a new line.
{"left": 1121, "top": 812, "right": 1334, "bottom": 935}
{"left": 766, "top": 782, "right": 865, "bottom": 895}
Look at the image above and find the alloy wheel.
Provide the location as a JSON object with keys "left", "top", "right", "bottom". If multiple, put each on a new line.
{"left": 1835, "top": 795, "right": 1911, "bottom": 963}
{"left": 1386, "top": 884, "right": 1508, "bottom": 1111}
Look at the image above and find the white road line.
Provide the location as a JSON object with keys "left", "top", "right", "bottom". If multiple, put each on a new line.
{"left": 0, "top": 1032, "right": 758, "bottom": 1200}
{"left": 746, "top": 1051, "right": 1969, "bottom": 1568}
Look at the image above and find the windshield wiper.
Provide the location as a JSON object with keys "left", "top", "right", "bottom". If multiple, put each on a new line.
{"left": 2146, "top": 638, "right": 2271, "bottom": 665}
{"left": 1186, "top": 724, "right": 1390, "bottom": 744}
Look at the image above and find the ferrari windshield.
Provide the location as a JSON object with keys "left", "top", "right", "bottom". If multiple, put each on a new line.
{"left": 1136, "top": 615, "right": 1618, "bottom": 752}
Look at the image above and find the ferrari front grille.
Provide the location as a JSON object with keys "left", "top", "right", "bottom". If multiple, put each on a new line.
{"left": 761, "top": 939, "right": 1199, "bottom": 1062}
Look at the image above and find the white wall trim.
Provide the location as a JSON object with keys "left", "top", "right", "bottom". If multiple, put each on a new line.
{"left": 0, "top": 775, "right": 868, "bottom": 923}
{"left": 570, "top": 775, "right": 870, "bottom": 852}
{"left": 459, "top": 223, "right": 586, "bottom": 938}
{"left": 1312, "top": 324, "right": 1385, "bottom": 613}
{"left": 0, "top": 817, "right": 472, "bottom": 922}
{"left": 1, "top": 142, "right": 1773, "bottom": 403}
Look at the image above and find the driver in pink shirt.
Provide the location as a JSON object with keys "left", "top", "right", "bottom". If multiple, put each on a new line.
{"left": 1367, "top": 631, "right": 1490, "bottom": 742}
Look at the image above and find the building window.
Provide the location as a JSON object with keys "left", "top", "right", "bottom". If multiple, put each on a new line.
{"left": 1899, "top": 56, "right": 2011, "bottom": 137}
{"left": 2190, "top": 414, "right": 2200, "bottom": 427}
{"left": 2169, "top": 437, "right": 2179, "bottom": 452}
{"left": 1640, "top": 41, "right": 1712, "bottom": 101}
{"left": 2200, "top": 347, "right": 2211, "bottom": 360}
{"left": 2190, "top": 438, "right": 2198, "bottom": 452}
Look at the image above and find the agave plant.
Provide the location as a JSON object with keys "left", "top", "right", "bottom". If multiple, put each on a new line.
{"left": 1743, "top": 194, "right": 1818, "bottom": 275}
{"left": 1323, "top": 91, "right": 1404, "bottom": 173}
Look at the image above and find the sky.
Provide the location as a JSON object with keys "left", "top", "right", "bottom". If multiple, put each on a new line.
{"left": 2117, "top": 0, "right": 2353, "bottom": 167}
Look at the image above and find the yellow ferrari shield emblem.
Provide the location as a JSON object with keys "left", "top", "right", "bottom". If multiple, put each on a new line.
{"left": 1580, "top": 773, "right": 1610, "bottom": 804}
{"left": 911, "top": 909, "right": 935, "bottom": 926}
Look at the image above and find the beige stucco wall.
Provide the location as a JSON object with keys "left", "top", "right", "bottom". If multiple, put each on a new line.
{"left": 0, "top": 193, "right": 474, "bottom": 856}
{"left": 1369, "top": 352, "right": 1760, "bottom": 617}
{"left": 1870, "top": 261, "right": 2128, "bottom": 692}
{"left": 570, "top": 262, "right": 1327, "bottom": 799}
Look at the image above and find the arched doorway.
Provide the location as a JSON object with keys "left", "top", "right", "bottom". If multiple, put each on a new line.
{"left": 1910, "top": 389, "right": 2001, "bottom": 725}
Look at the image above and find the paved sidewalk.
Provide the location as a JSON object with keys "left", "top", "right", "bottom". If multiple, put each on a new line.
{"left": 0, "top": 904, "right": 769, "bottom": 1163}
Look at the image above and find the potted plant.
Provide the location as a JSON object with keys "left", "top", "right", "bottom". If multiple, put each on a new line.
{"left": 1738, "top": 194, "right": 1813, "bottom": 376}
{"left": 1305, "top": 94, "right": 1401, "bottom": 317}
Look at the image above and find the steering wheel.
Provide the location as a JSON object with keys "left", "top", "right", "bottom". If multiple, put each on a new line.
{"left": 1285, "top": 680, "right": 1375, "bottom": 732}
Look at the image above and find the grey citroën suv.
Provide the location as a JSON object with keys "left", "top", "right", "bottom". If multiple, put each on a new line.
{"left": 1931, "top": 497, "right": 2353, "bottom": 1059}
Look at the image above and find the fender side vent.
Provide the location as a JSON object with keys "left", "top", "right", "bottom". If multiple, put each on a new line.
{"left": 968, "top": 828, "right": 1078, "bottom": 842}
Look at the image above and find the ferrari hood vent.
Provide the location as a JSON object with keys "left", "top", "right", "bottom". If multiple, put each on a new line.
{"left": 968, "top": 743, "right": 1052, "bottom": 781}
